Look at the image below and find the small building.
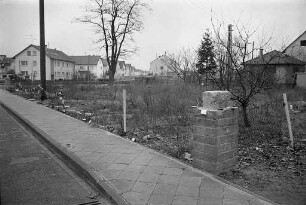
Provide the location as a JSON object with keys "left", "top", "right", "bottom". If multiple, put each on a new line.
{"left": 11, "top": 44, "right": 75, "bottom": 81}
{"left": 0, "top": 55, "right": 14, "bottom": 79}
{"left": 70, "top": 55, "right": 104, "bottom": 79}
{"left": 149, "top": 54, "right": 175, "bottom": 76}
{"left": 245, "top": 50, "right": 306, "bottom": 85}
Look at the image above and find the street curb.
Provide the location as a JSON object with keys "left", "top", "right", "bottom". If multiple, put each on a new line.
{"left": 0, "top": 102, "right": 129, "bottom": 205}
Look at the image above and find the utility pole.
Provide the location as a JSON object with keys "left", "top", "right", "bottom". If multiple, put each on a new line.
{"left": 87, "top": 55, "right": 90, "bottom": 81}
{"left": 227, "top": 24, "right": 233, "bottom": 68}
{"left": 252, "top": 41, "right": 254, "bottom": 59}
{"left": 226, "top": 24, "right": 233, "bottom": 87}
{"left": 39, "top": 0, "right": 47, "bottom": 100}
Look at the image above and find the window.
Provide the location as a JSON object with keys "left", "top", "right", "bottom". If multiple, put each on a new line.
{"left": 267, "top": 66, "right": 276, "bottom": 73}
{"left": 21, "top": 71, "right": 28, "bottom": 75}
{"left": 32, "top": 51, "right": 37, "bottom": 56}
{"left": 293, "top": 67, "right": 305, "bottom": 73}
{"left": 33, "top": 71, "right": 37, "bottom": 77}
{"left": 62, "top": 72, "right": 65, "bottom": 77}
{"left": 66, "top": 72, "right": 69, "bottom": 76}
{"left": 62, "top": 62, "right": 64, "bottom": 67}
{"left": 80, "top": 66, "right": 84, "bottom": 70}
{"left": 27, "top": 51, "right": 31, "bottom": 56}
{"left": 33, "top": 61, "right": 37, "bottom": 67}
{"left": 66, "top": 63, "right": 68, "bottom": 67}
{"left": 21, "top": 61, "right": 28, "bottom": 66}
{"left": 300, "top": 40, "right": 306, "bottom": 46}
{"left": 57, "top": 61, "right": 60, "bottom": 66}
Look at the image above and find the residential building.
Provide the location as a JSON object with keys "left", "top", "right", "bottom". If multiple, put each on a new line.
{"left": 70, "top": 55, "right": 104, "bottom": 79}
{"left": 125, "top": 63, "right": 132, "bottom": 76}
{"left": 11, "top": 44, "right": 75, "bottom": 81}
{"left": 102, "top": 60, "right": 137, "bottom": 78}
{"left": 283, "top": 31, "right": 306, "bottom": 88}
{"left": 245, "top": 50, "right": 306, "bottom": 84}
{"left": 0, "top": 55, "right": 14, "bottom": 79}
{"left": 283, "top": 30, "right": 306, "bottom": 64}
{"left": 116, "top": 61, "right": 127, "bottom": 77}
{"left": 149, "top": 54, "right": 175, "bottom": 76}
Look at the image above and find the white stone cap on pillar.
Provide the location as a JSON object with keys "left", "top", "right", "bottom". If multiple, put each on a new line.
{"left": 191, "top": 106, "right": 208, "bottom": 115}
{"left": 203, "top": 90, "right": 232, "bottom": 110}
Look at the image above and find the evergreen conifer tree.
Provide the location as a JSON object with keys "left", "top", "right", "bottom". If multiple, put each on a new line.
{"left": 196, "top": 29, "right": 217, "bottom": 78}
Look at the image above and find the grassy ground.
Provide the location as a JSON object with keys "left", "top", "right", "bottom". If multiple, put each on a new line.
{"left": 7, "top": 80, "right": 306, "bottom": 205}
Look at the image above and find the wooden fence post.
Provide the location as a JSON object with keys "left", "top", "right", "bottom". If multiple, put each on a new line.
{"left": 123, "top": 89, "right": 127, "bottom": 133}
{"left": 283, "top": 93, "right": 293, "bottom": 147}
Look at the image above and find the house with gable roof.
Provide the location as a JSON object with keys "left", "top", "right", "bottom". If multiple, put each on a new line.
{"left": 245, "top": 50, "right": 306, "bottom": 85}
{"left": 149, "top": 54, "right": 176, "bottom": 76}
{"left": 70, "top": 55, "right": 104, "bottom": 79}
{"left": 283, "top": 31, "right": 306, "bottom": 88}
{"left": 11, "top": 44, "right": 75, "bottom": 81}
{"left": 283, "top": 30, "right": 306, "bottom": 64}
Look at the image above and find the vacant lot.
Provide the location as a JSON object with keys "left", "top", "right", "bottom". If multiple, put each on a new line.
{"left": 7, "top": 79, "right": 306, "bottom": 205}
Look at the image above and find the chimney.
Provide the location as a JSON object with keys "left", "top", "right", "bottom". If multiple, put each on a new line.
{"left": 259, "top": 48, "right": 263, "bottom": 56}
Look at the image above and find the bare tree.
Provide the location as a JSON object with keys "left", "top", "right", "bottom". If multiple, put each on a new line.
{"left": 162, "top": 48, "right": 197, "bottom": 82}
{"left": 210, "top": 19, "right": 281, "bottom": 127}
{"left": 77, "top": 0, "right": 149, "bottom": 84}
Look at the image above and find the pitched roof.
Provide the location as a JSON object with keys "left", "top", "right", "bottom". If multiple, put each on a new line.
{"left": 245, "top": 50, "right": 306, "bottom": 66}
{"left": 69, "top": 55, "right": 101, "bottom": 65}
{"left": 283, "top": 30, "right": 306, "bottom": 52}
{"left": 150, "top": 54, "right": 173, "bottom": 64}
{"left": 13, "top": 44, "right": 74, "bottom": 62}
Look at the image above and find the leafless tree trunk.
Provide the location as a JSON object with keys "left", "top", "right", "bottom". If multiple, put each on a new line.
{"left": 209, "top": 18, "right": 281, "bottom": 127}
{"left": 77, "top": 0, "right": 149, "bottom": 84}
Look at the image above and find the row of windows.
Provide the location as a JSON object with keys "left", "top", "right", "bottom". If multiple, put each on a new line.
{"left": 55, "top": 71, "right": 71, "bottom": 77}
{"left": 21, "top": 60, "right": 37, "bottom": 66}
{"left": 27, "top": 50, "right": 37, "bottom": 56}
{"left": 20, "top": 71, "right": 37, "bottom": 76}
{"left": 54, "top": 61, "right": 72, "bottom": 68}
{"left": 79, "top": 65, "right": 94, "bottom": 70}
{"left": 21, "top": 60, "right": 72, "bottom": 68}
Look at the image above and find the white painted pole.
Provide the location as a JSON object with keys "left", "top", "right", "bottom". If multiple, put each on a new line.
{"left": 283, "top": 93, "right": 293, "bottom": 147}
{"left": 123, "top": 89, "right": 126, "bottom": 133}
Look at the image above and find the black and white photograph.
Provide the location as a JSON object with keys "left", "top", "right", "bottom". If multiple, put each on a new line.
{"left": 0, "top": 0, "right": 305, "bottom": 204}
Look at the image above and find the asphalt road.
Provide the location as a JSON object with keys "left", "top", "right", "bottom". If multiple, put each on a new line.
{"left": 0, "top": 105, "right": 113, "bottom": 205}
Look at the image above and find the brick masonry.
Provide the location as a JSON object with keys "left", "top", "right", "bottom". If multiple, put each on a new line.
{"left": 192, "top": 107, "right": 238, "bottom": 174}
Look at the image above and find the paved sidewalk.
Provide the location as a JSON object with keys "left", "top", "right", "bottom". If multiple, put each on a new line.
{"left": 0, "top": 90, "right": 276, "bottom": 205}
{"left": 0, "top": 106, "right": 112, "bottom": 205}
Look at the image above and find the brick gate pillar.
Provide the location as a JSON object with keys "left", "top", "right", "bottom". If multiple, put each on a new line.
{"left": 192, "top": 91, "right": 238, "bottom": 174}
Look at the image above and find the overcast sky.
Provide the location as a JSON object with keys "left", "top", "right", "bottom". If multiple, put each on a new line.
{"left": 0, "top": 0, "right": 305, "bottom": 70}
